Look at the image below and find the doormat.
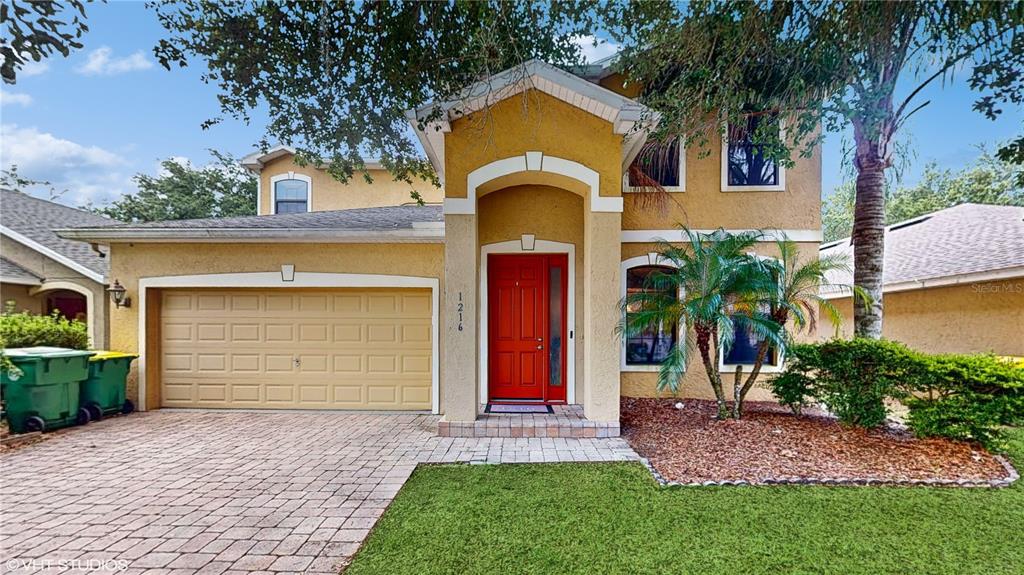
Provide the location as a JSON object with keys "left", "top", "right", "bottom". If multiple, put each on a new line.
{"left": 485, "top": 403, "right": 554, "bottom": 414}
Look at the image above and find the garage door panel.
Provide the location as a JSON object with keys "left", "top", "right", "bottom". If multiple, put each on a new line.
{"left": 160, "top": 288, "right": 432, "bottom": 410}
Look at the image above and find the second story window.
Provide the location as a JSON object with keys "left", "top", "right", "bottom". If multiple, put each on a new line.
{"left": 628, "top": 138, "right": 684, "bottom": 191}
{"left": 725, "top": 115, "right": 782, "bottom": 190}
{"left": 273, "top": 178, "right": 309, "bottom": 214}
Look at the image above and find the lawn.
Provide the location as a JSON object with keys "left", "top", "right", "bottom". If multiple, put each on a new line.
{"left": 346, "top": 429, "right": 1023, "bottom": 575}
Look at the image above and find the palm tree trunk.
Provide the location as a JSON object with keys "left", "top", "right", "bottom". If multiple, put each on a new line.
{"left": 733, "top": 341, "right": 771, "bottom": 419}
{"left": 851, "top": 124, "right": 890, "bottom": 339}
{"left": 696, "top": 324, "right": 729, "bottom": 419}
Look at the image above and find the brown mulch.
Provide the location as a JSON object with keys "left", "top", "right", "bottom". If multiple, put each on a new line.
{"left": 621, "top": 397, "right": 1008, "bottom": 484}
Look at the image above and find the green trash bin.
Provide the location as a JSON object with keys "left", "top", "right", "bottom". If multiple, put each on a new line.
{"left": 81, "top": 351, "right": 138, "bottom": 420}
{"left": 1, "top": 347, "right": 95, "bottom": 433}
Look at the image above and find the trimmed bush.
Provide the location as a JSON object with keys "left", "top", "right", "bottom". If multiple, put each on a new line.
{"left": 904, "top": 354, "right": 1024, "bottom": 449}
{"left": 770, "top": 339, "right": 1024, "bottom": 450}
{"left": 0, "top": 308, "right": 90, "bottom": 350}
{"left": 769, "top": 339, "right": 920, "bottom": 428}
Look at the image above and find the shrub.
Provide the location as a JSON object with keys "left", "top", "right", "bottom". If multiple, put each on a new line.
{"left": 769, "top": 338, "right": 922, "bottom": 428}
{"left": 904, "top": 354, "right": 1024, "bottom": 450}
{"left": 0, "top": 308, "right": 90, "bottom": 350}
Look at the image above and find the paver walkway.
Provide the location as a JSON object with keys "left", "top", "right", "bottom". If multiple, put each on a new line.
{"left": 1, "top": 411, "right": 638, "bottom": 574}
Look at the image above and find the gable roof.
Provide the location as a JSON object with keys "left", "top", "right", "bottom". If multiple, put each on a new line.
{"left": 57, "top": 205, "right": 444, "bottom": 244}
{"left": 0, "top": 189, "right": 116, "bottom": 282}
{"left": 406, "top": 59, "right": 657, "bottom": 185}
{"left": 0, "top": 257, "right": 42, "bottom": 286}
{"left": 239, "top": 145, "right": 387, "bottom": 173}
{"left": 820, "top": 203, "right": 1024, "bottom": 297}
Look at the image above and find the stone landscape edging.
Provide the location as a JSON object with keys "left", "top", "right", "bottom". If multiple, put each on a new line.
{"left": 639, "top": 455, "right": 1020, "bottom": 489}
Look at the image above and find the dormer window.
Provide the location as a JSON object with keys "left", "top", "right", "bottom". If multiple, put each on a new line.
{"left": 723, "top": 115, "right": 785, "bottom": 191}
{"left": 273, "top": 177, "right": 310, "bottom": 214}
{"left": 628, "top": 138, "right": 684, "bottom": 192}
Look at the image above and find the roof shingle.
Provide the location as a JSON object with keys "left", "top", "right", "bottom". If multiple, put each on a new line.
{"left": 1, "top": 189, "right": 116, "bottom": 276}
{"left": 820, "top": 203, "right": 1024, "bottom": 290}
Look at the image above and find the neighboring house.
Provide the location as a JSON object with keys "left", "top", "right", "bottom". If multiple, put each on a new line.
{"left": 1, "top": 189, "right": 115, "bottom": 348}
{"left": 820, "top": 203, "right": 1024, "bottom": 356}
{"left": 59, "top": 59, "right": 822, "bottom": 431}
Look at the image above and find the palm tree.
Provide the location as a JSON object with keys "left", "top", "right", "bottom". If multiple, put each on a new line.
{"left": 619, "top": 228, "right": 784, "bottom": 420}
{"left": 728, "top": 238, "right": 862, "bottom": 419}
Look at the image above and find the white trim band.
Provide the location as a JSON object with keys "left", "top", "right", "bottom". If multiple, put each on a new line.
{"left": 621, "top": 229, "right": 823, "bottom": 243}
{"left": 1, "top": 225, "right": 105, "bottom": 283}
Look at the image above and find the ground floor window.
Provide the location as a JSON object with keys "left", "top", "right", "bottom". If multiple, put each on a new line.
{"left": 624, "top": 266, "right": 678, "bottom": 366}
{"left": 723, "top": 316, "right": 777, "bottom": 366}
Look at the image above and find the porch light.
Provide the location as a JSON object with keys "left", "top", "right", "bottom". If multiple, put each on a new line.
{"left": 107, "top": 279, "right": 131, "bottom": 309}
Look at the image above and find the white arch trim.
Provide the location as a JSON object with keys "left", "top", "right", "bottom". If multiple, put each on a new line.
{"left": 269, "top": 172, "right": 313, "bottom": 214}
{"left": 479, "top": 240, "right": 576, "bottom": 404}
{"left": 137, "top": 272, "right": 440, "bottom": 413}
{"left": 619, "top": 254, "right": 683, "bottom": 373}
{"left": 445, "top": 152, "right": 622, "bottom": 215}
{"left": 30, "top": 281, "right": 98, "bottom": 349}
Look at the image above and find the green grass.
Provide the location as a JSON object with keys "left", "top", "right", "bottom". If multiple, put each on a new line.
{"left": 346, "top": 430, "right": 1024, "bottom": 575}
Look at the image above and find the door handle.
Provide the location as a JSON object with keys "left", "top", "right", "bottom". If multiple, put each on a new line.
{"left": 536, "top": 345, "right": 544, "bottom": 350}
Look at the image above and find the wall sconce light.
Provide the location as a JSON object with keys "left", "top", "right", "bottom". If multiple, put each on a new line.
{"left": 107, "top": 279, "right": 131, "bottom": 308}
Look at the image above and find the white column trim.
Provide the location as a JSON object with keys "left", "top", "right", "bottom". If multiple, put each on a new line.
{"left": 479, "top": 240, "right": 576, "bottom": 405}
{"left": 445, "top": 152, "right": 622, "bottom": 215}
{"left": 136, "top": 271, "right": 440, "bottom": 414}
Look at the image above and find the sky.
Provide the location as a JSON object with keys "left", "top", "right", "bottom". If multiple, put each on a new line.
{"left": 1, "top": 2, "right": 1020, "bottom": 208}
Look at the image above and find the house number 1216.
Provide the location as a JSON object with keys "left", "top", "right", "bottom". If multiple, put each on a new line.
{"left": 457, "top": 292, "right": 464, "bottom": 331}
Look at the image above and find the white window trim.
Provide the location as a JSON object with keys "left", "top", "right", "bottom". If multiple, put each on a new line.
{"left": 269, "top": 172, "right": 313, "bottom": 214}
{"left": 720, "top": 120, "right": 787, "bottom": 193}
{"left": 626, "top": 139, "right": 685, "bottom": 193}
{"left": 479, "top": 239, "right": 576, "bottom": 405}
{"left": 619, "top": 254, "right": 685, "bottom": 373}
{"left": 719, "top": 253, "right": 785, "bottom": 373}
{"left": 136, "top": 272, "right": 440, "bottom": 414}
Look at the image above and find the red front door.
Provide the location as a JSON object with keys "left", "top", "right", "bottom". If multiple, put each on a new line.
{"left": 488, "top": 254, "right": 567, "bottom": 402}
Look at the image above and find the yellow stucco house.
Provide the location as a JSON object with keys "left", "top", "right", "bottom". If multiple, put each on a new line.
{"left": 60, "top": 60, "right": 822, "bottom": 435}
{"left": 820, "top": 203, "right": 1024, "bottom": 356}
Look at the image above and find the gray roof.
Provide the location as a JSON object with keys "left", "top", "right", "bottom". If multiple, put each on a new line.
{"left": 85, "top": 205, "right": 442, "bottom": 229}
{"left": 0, "top": 189, "right": 116, "bottom": 277}
{"left": 820, "top": 203, "right": 1024, "bottom": 292}
{"left": 0, "top": 257, "right": 42, "bottom": 285}
{"left": 57, "top": 205, "right": 445, "bottom": 243}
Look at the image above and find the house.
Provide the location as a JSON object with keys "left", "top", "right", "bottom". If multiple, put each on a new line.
{"left": 1, "top": 189, "right": 115, "bottom": 348}
{"left": 819, "top": 203, "right": 1024, "bottom": 356}
{"left": 58, "top": 59, "right": 822, "bottom": 432}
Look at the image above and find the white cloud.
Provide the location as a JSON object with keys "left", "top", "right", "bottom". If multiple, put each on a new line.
{"left": 0, "top": 124, "right": 134, "bottom": 206}
{"left": 572, "top": 35, "right": 620, "bottom": 64}
{"left": 157, "top": 155, "right": 191, "bottom": 177}
{"left": 20, "top": 61, "right": 50, "bottom": 77}
{"left": 75, "top": 47, "right": 153, "bottom": 76}
{"left": 0, "top": 90, "right": 32, "bottom": 107}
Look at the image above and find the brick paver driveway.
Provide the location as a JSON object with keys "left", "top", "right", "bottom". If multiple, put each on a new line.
{"left": 1, "top": 411, "right": 637, "bottom": 574}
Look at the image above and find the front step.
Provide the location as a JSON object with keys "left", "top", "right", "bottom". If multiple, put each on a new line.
{"left": 437, "top": 405, "right": 620, "bottom": 438}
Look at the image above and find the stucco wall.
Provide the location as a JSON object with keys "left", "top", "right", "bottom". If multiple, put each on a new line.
{"left": 823, "top": 279, "right": 1024, "bottom": 356}
{"left": 0, "top": 283, "right": 43, "bottom": 314}
{"left": 478, "top": 184, "right": 586, "bottom": 402}
{"left": 621, "top": 139, "right": 821, "bottom": 231}
{"left": 619, "top": 241, "right": 823, "bottom": 401}
{"left": 258, "top": 156, "right": 444, "bottom": 214}
{"left": 0, "top": 235, "right": 109, "bottom": 348}
{"left": 107, "top": 242, "right": 445, "bottom": 408}
{"left": 444, "top": 88, "right": 624, "bottom": 200}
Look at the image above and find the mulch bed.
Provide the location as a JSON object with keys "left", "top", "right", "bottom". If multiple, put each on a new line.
{"left": 621, "top": 397, "right": 1011, "bottom": 485}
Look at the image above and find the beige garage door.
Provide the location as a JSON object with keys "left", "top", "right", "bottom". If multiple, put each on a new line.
{"left": 159, "top": 288, "right": 432, "bottom": 410}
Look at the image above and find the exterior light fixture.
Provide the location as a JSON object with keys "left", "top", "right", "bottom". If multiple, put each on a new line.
{"left": 107, "top": 279, "right": 131, "bottom": 308}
